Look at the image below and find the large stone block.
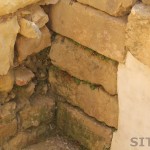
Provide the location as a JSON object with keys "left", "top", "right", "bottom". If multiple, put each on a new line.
{"left": 126, "top": 3, "right": 150, "bottom": 68}
{"left": 19, "top": 96, "right": 55, "bottom": 129}
{"left": 77, "top": 0, "right": 136, "bottom": 16}
{"left": 50, "top": 35, "right": 118, "bottom": 95}
{"left": 49, "top": 68, "right": 118, "bottom": 128}
{"left": 57, "top": 102, "right": 113, "bottom": 150}
{"left": 16, "top": 26, "right": 51, "bottom": 62}
{"left": 0, "top": 16, "right": 20, "bottom": 75}
{"left": 49, "top": 0, "right": 127, "bottom": 62}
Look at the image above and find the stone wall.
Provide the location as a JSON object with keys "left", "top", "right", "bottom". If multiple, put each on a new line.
{"left": 1, "top": 0, "right": 150, "bottom": 150}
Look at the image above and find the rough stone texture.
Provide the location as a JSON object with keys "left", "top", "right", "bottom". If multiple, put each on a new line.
{"left": 77, "top": 0, "right": 136, "bottom": 16}
{"left": 16, "top": 26, "right": 51, "bottom": 62}
{"left": 0, "top": 70, "right": 14, "bottom": 93}
{"left": 142, "top": 0, "right": 150, "bottom": 5}
{"left": 28, "top": 5, "right": 49, "bottom": 28}
{"left": 19, "top": 96, "right": 55, "bottom": 129}
{"left": 50, "top": 35, "right": 118, "bottom": 95}
{"left": 19, "top": 18, "right": 41, "bottom": 39}
{"left": 126, "top": 3, "right": 150, "bottom": 68}
{"left": 57, "top": 102, "right": 113, "bottom": 150}
{"left": 0, "top": 16, "right": 20, "bottom": 75}
{"left": 0, "top": 0, "right": 59, "bottom": 17}
{"left": 15, "top": 66, "right": 35, "bottom": 86}
{"left": 3, "top": 124, "right": 51, "bottom": 150}
{"left": 49, "top": 68, "right": 118, "bottom": 128}
{"left": 49, "top": 0, "right": 127, "bottom": 62}
{"left": 0, "top": 102, "right": 17, "bottom": 146}
{"left": 111, "top": 52, "right": 150, "bottom": 150}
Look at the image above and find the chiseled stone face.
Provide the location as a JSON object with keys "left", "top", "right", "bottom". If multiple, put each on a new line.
{"left": 49, "top": 0, "right": 127, "bottom": 62}
{"left": 126, "top": 3, "right": 150, "bottom": 68}
{"left": 0, "top": 16, "right": 20, "bottom": 75}
{"left": 77, "top": 0, "right": 137, "bottom": 16}
{"left": 0, "top": 0, "right": 59, "bottom": 17}
{"left": 49, "top": 68, "right": 118, "bottom": 128}
{"left": 50, "top": 35, "right": 118, "bottom": 95}
{"left": 57, "top": 102, "right": 113, "bottom": 150}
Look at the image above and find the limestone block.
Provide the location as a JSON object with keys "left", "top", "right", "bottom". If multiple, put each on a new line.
{"left": 49, "top": 68, "right": 118, "bottom": 128}
{"left": 15, "top": 66, "right": 35, "bottom": 86}
{"left": 57, "top": 102, "right": 113, "bottom": 150}
{"left": 126, "top": 3, "right": 150, "bottom": 68}
{"left": 19, "top": 18, "right": 41, "bottom": 39}
{"left": 0, "top": 16, "right": 20, "bottom": 75}
{"left": 77, "top": 0, "right": 136, "bottom": 16}
{"left": 49, "top": 0, "right": 127, "bottom": 62}
{"left": 111, "top": 52, "right": 150, "bottom": 150}
{"left": 16, "top": 26, "right": 51, "bottom": 62}
{"left": 0, "top": 70, "right": 14, "bottom": 93}
{"left": 19, "top": 96, "right": 55, "bottom": 129}
{"left": 50, "top": 35, "right": 118, "bottom": 95}
{"left": 0, "top": 0, "right": 59, "bottom": 17}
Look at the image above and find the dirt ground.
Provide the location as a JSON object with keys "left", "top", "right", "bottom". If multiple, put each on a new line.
{"left": 24, "top": 134, "right": 85, "bottom": 150}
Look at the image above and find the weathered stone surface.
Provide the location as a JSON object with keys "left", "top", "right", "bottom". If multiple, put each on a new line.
{"left": 28, "top": 5, "right": 49, "bottom": 28}
{"left": 126, "top": 3, "right": 150, "bottom": 68}
{"left": 3, "top": 124, "right": 51, "bottom": 150}
{"left": 19, "top": 96, "right": 55, "bottom": 129}
{"left": 0, "top": 0, "right": 59, "bottom": 17}
{"left": 0, "top": 102, "right": 16, "bottom": 123}
{"left": 57, "top": 102, "right": 113, "bottom": 150}
{"left": 15, "top": 66, "right": 35, "bottom": 86}
{"left": 0, "top": 119, "right": 17, "bottom": 146}
{"left": 77, "top": 0, "right": 136, "bottom": 16}
{"left": 19, "top": 18, "right": 41, "bottom": 39}
{"left": 50, "top": 35, "right": 118, "bottom": 95}
{"left": 0, "top": 16, "right": 20, "bottom": 75}
{"left": 0, "top": 70, "right": 14, "bottom": 93}
{"left": 111, "top": 52, "right": 150, "bottom": 150}
{"left": 142, "top": 0, "right": 150, "bottom": 5}
{"left": 0, "top": 102, "right": 17, "bottom": 146}
{"left": 49, "top": 68, "right": 118, "bottom": 128}
{"left": 49, "top": 0, "right": 127, "bottom": 62}
{"left": 16, "top": 26, "right": 51, "bottom": 62}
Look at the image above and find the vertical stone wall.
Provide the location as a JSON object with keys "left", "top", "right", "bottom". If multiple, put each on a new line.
{"left": 1, "top": 0, "right": 150, "bottom": 150}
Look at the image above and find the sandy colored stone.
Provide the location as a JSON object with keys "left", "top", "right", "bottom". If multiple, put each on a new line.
{"left": 0, "top": 16, "right": 20, "bottom": 75}
{"left": 3, "top": 124, "right": 51, "bottom": 150}
{"left": 50, "top": 35, "right": 118, "bottom": 95}
{"left": 16, "top": 26, "right": 51, "bottom": 62}
{"left": 15, "top": 66, "right": 35, "bottom": 86}
{"left": 0, "top": 119, "right": 17, "bottom": 146}
{"left": 0, "top": 0, "right": 59, "bottom": 17}
{"left": 19, "top": 96, "right": 55, "bottom": 129}
{"left": 19, "top": 18, "right": 41, "bottom": 39}
{"left": 57, "top": 102, "right": 113, "bottom": 150}
{"left": 0, "top": 102, "right": 16, "bottom": 123}
{"left": 28, "top": 5, "right": 49, "bottom": 28}
{"left": 49, "top": 0, "right": 127, "bottom": 62}
{"left": 111, "top": 52, "right": 150, "bottom": 150}
{"left": 142, "top": 0, "right": 150, "bottom": 5}
{"left": 0, "top": 70, "right": 14, "bottom": 93}
{"left": 49, "top": 68, "right": 118, "bottom": 128}
{"left": 126, "top": 3, "right": 150, "bottom": 68}
{"left": 77, "top": 0, "right": 136, "bottom": 16}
